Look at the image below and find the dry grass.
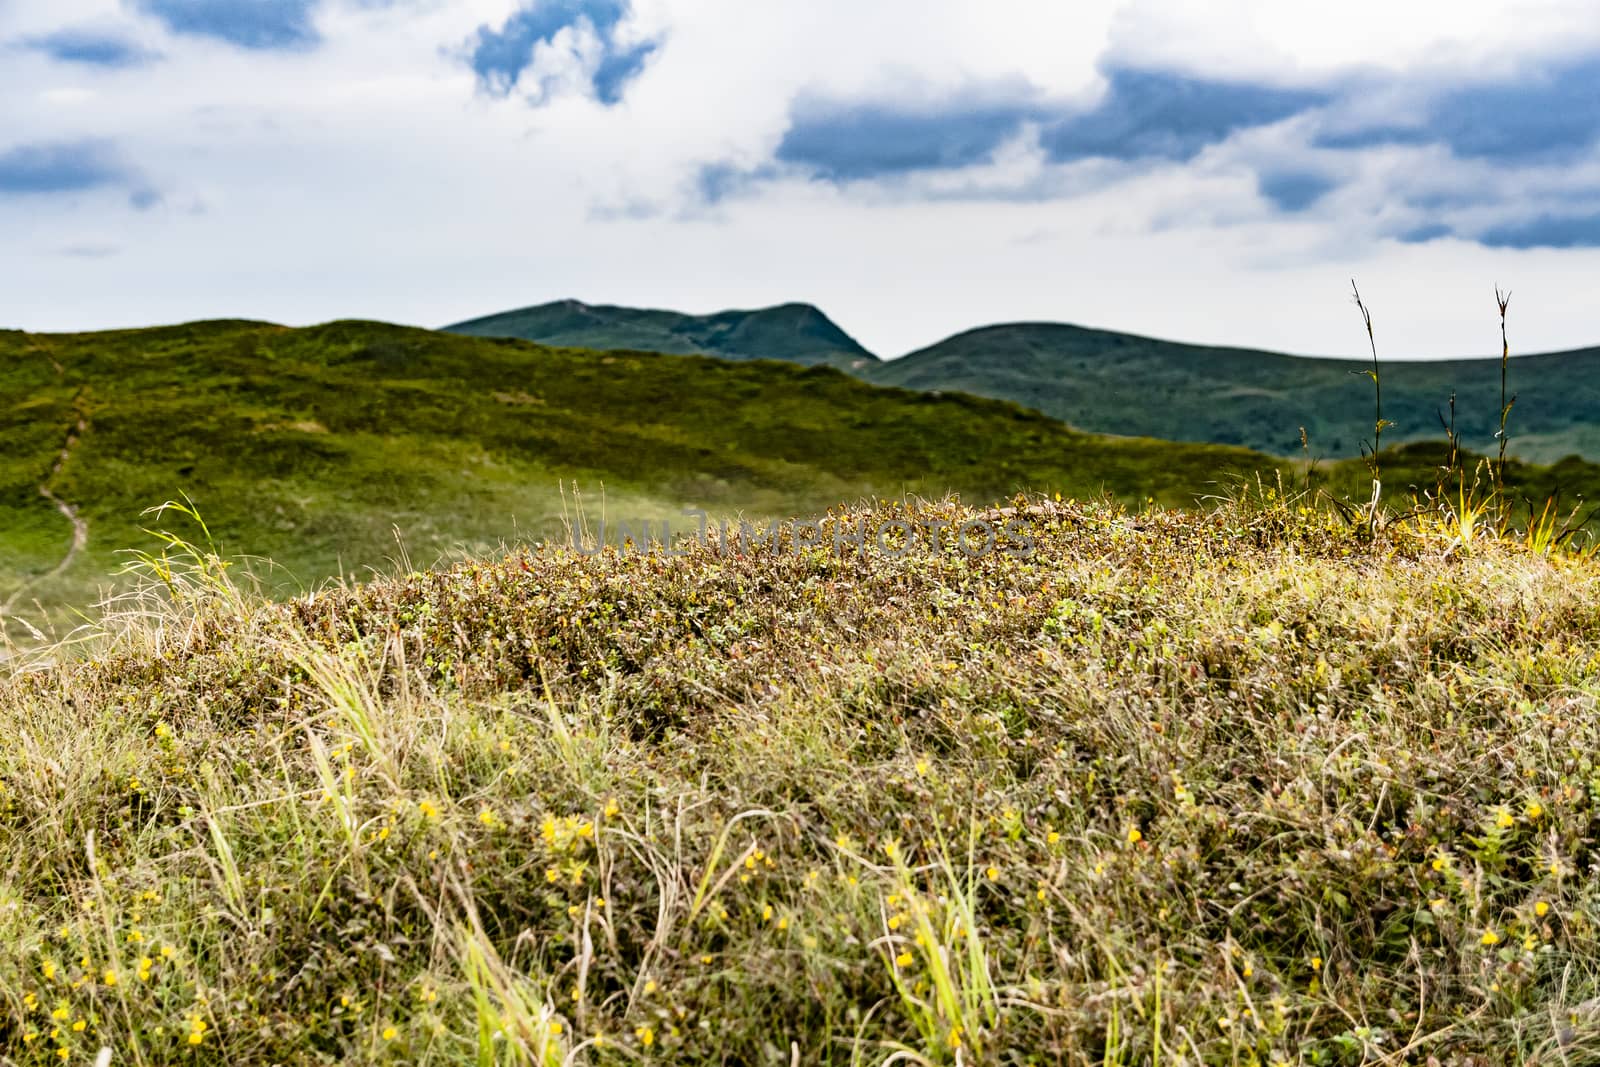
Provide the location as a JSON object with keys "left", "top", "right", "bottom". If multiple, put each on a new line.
{"left": 3, "top": 492, "right": 1600, "bottom": 1065}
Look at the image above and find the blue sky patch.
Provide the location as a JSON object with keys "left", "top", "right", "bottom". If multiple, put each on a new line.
{"left": 23, "top": 27, "right": 159, "bottom": 67}
{"left": 0, "top": 140, "right": 131, "bottom": 194}
{"left": 469, "top": 0, "right": 654, "bottom": 104}
{"left": 1256, "top": 170, "right": 1338, "bottom": 212}
{"left": 130, "top": 0, "right": 318, "bottom": 51}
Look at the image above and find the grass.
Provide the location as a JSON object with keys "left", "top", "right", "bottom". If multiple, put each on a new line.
{"left": 4, "top": 492, "right": 1600, "bottom": 1064}
{"left": 7, "top": 319, "right": 1600, "bottom": 641}
{"left": 866, "top": 320, "right": 1600, "bottom": 465}
{"left": 1, "top": 318, "right": 1300, "bottom": 631}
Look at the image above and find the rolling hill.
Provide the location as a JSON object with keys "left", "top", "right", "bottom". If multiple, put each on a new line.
{"left": 444, "top": 299, "right": 880, "bottom": 371}
{"left": 0, "top": 318, "right": 1287, "bottom": 631}
{"left": 446, "top": 302, "right": 1600, "bottom": 463}
{"left": 869, "top": 322, "right": 1600, "bottom": 465}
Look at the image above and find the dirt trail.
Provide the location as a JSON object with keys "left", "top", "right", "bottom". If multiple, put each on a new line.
{"left": 2, "top": 359, "right": 89, "bottom": 620}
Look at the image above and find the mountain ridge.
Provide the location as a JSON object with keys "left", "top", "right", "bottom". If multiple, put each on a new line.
{"left": 446, "top": 300, "right": 1600, "bottom": 464}
{"left": 445, "top": 299, "right": 879, "bottom": 371}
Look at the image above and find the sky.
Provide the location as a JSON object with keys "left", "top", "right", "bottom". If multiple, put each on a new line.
{"left": 4, "top": 0, "right": 1600, "bottom": 360}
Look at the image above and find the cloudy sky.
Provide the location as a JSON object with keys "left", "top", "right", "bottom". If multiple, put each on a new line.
{"left": 4, "top": 0, "right": 1600, "bottom": 360}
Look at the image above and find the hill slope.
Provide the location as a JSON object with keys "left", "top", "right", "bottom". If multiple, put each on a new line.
{"left": 866, "top": 322, "right": 1600, "bottom": 465}
{"left": 444, "top": 300, "right": 880, "bottom": 371}
{"left": 0, "top": 319, "right": 1288, "bottom": 628}
{"left": 446, "top": 301, "right": 1600, "bottom": 463}
{"left": 5, "top": 498, "right": 1600, "bottom": 1063}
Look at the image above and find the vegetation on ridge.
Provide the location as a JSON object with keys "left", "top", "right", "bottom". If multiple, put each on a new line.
{"left": 3, "top": 493, "right": 1600, "bottom": 1064}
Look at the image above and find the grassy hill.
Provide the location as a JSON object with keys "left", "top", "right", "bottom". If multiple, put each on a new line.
{"left": 446, "top": 301, "right": 1600, "bottom": 464}
{"left": 1, "top": 319, "right": 1297, "bottom": 632}
{"left": 444, "top": 300, "right": 880, "bottom": 372}
{"left": 4, "top": 496, "right": 1599, "bottom": 1064}
{"left": 7, "top": 317, "right": 1600, "bottom": 642}
{"left": 867, "top": 322, "right": 1600, "bottom": 465}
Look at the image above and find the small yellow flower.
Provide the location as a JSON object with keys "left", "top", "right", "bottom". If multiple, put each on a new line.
{"left": 102, "top": 968, "right": 118, "bottom": 986}
{"left": 985, "top": 866, "right": 1000, "bottom": 881}
{"left": 643, "top": 979, "right": 658, "bottom": 995}
{"left": 1494, "top": 807, "right": 1515, "bottom": 829}
{"left": 382, "top": 1026, "right": 398, "bottom": 1041}
{"left": 1481, "top": 929, "right": 1501, "bottom": 947}
{"left": 1046, "top": 830, "right": 1060, "bottom": 845}
{"left": 1127, "top": 828, "right": 1142, "bottom": 844}
{"left": 603, "top": 797, "right": 620, "bottom": 819}
{"left": 478, "top": 807, "right": 501, "bottom": 829}
{"left": 914, "top": 758, "right": 930, "bottom": 778}
{"left": 1431, "top": 857, "right": 1449, "bottom": 872}
{"left": 762, "top": 905, "right": 774, "bottom": 921}
{"left": 72, "top": 1019, "right": 87, "bottom": 1032}
{"left": 1525, "top": 801, "right": 1543, "bottom": 818}
{"left": 1536, "top": 901, "right": 1551, "bottom": 917}
{"left": 895, "top": 951, "right": 913, "bottom": 967}
{"left": 548, "top": 1020, "right": 564, "bottom": 1036}
{"left": 635, "top": 1025, "right": 655, "bottom": 1048}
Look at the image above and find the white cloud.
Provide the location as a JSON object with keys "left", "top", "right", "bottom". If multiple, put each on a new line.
{"left": 2, "top": 0, "right": 1600, "bottom": 363}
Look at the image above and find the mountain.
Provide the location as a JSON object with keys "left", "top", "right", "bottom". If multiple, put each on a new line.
{"left": 444, "top": 299, "right": 880, "bottom": 371}
{"left": 865, "top": 322, "right": 1600, "bottom": 465}
{"left": 447, "top": 301, "right": 1600, "bottom": 464}
{"left": 0, "top": 318, "right": 1289, "bottom": 627}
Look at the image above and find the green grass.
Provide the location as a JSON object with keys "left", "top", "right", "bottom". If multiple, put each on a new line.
{"left": 7, "top": 318, "right": 1600, "bottom": 640}
{"left": 3, "top": 494, "right": 1600, "bottom": 1065}
{"left": 441, "top": 300, "right": 1600, "bottom": 464}
{"left": 0, "top": 318, "right": 1297, "bottom": 632}
{"left": 867, "top": 322, "right": 1600, "bottom": 464}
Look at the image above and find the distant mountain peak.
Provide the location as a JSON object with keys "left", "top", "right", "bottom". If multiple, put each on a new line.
{"left": 444, "top": 299, "right": 879, "bottom": 369}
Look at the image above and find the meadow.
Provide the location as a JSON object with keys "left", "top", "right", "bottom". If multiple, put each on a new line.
{"left": 2, "top": 487, "right": 1600, "bottom": 1065}
{"left": 6, "top": 318, "right": 1599, "bottom": 639}
{"left": 5, "top": 312, "right": 1600, "bottom": 1065}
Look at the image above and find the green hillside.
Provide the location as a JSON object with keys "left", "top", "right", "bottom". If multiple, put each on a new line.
{"left": 867, "top": 322, "right": 1600, "bottom": 465}
{"left": 0, "top": 319, "right": 1287, "bottom": 631}
{"left": 446, "top": 301, "right": 1600, "bottom": 464}
{"left": 444, "top": 300, "right": 880, "bottom": 371}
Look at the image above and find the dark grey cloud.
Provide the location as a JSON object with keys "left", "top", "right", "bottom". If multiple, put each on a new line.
{"left": 1480, "top": 211, "right": 1600, "bottom": 249}
{"left": 1041, "top": 67, "right": 1329, "bottom": 163}
{"left": 768, "top": 68, "right": 1329, "bottom": 186}
{"left": 774, "top": 96, "right": 1046, "bottom": 181}
{"left": 1314, "top": 57, "right": 1600, "bottom": 162}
